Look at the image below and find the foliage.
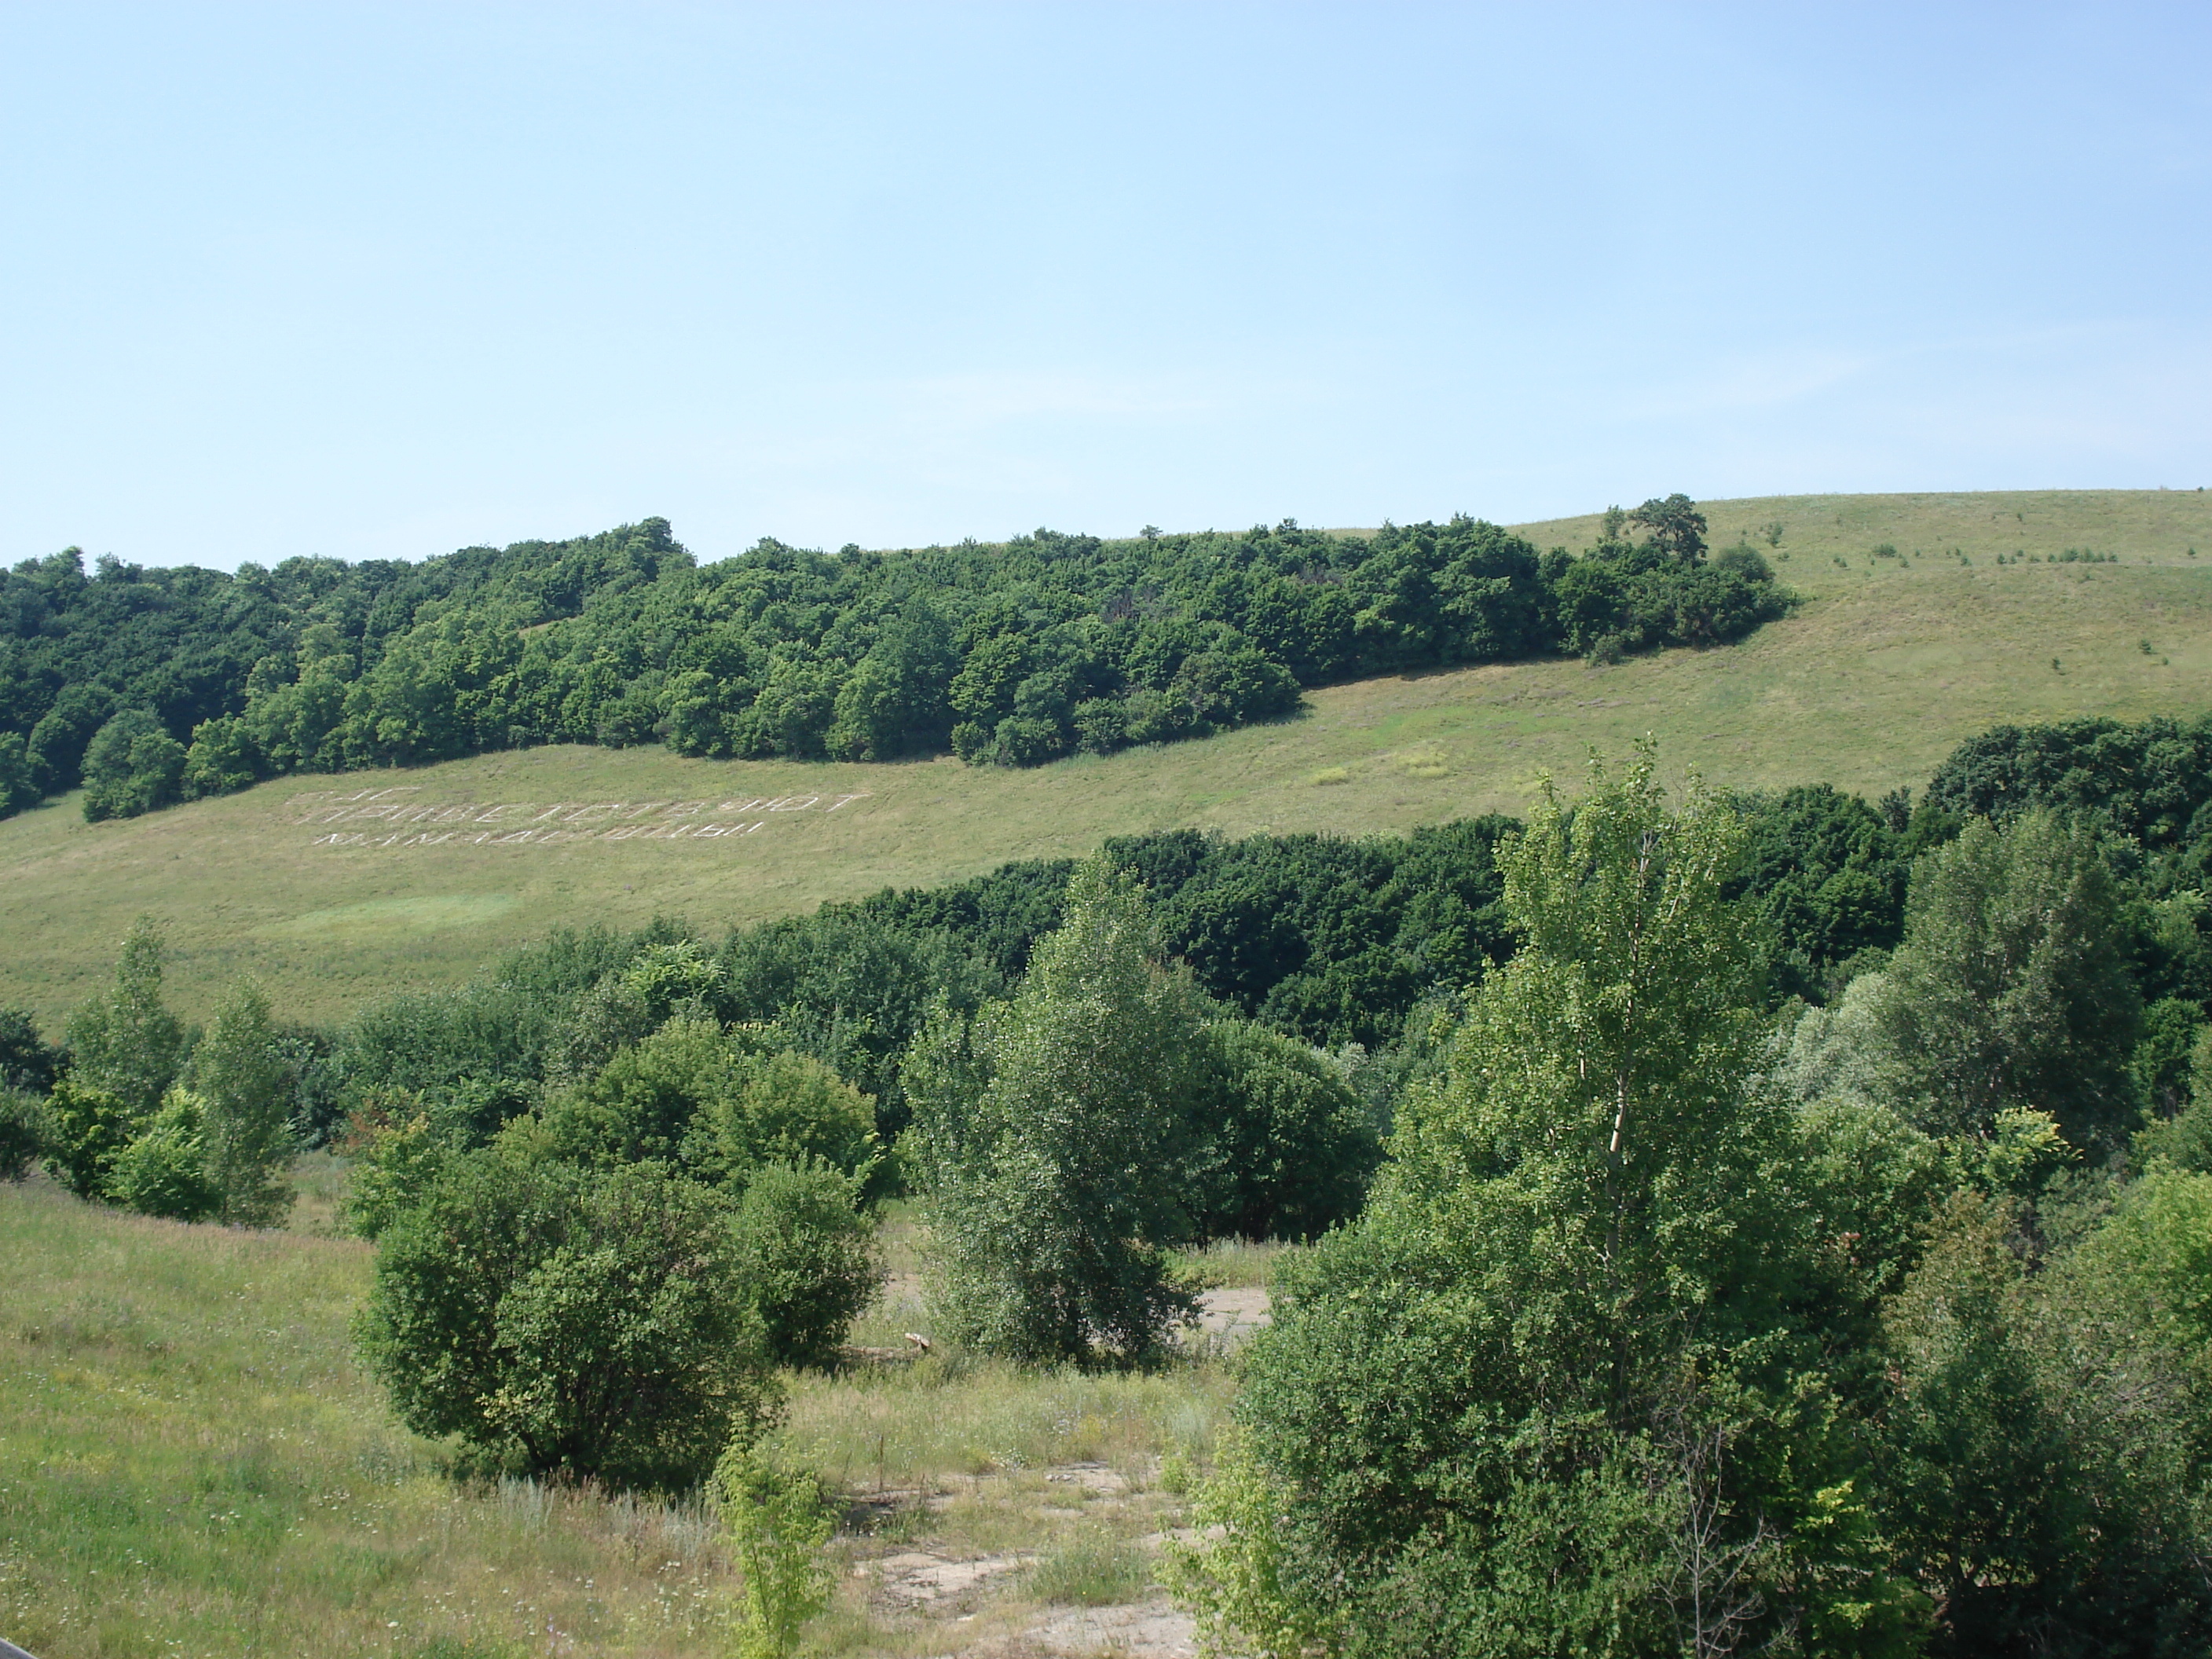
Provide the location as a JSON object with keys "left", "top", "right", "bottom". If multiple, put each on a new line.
{"left": 1878, "top": 1188, "right": 2212, "bottom": 1652}
{"left": 339, "top": 1105, "right": 446, "bottom": 1239}
{"left": 915, "top": 858, "right": 1208, "bottom": 1366}
{"left": 1198, "top": 753, "right": 1925, "bottom": 1657}
{"left": 106, "top": 1088, "right": 222, "bottom": 1221}
{"left": 2, "top": 500, "right": 1785, "bottom": 818}
{"left": 729, "top": 1159, "right": 881, "bottom": 1369}
{"left": 0, "top": 1006, "right": 61, "bottom": 1092}
{"left": 357, "top": 1151, "right": 776, "bottom": 1490}
{"left": 542, "top": 1016, "right": 881, "bottom": 1192}
{"left": 2136, "top": 995, "right": 2206, "bottom": 1119}
{"left": 712, "top": 1444, "right": 836, "bottom": 1659}
{"left": 1189, "top": 1020, "right": 1379, "bottom": 1242}
{"left": 0, "top": 731, "right": 38, "bottom": 817}
{"left": 80, "top": 707, "right": 186, "bottom": 822}
{"left": 192, "top": 978, "right": 296, "bottom": 1226}
{"left": 1164, "top": 1426, "right": 1344, "bottom": 1659}
{"left": 0, "top": 1086, "right": 50, "bottom": 1181}
{"left": 64, "top": 915, "right": 187, "bottom": 1118}
{"left": 1869, "top": 811, "right": 2142, "bottom": 1150}
{"left": 43, "top": 1076, "right": 145, "bottom": 1199}
{"left": 685, "top": 1047, "right": 880, "bottom": 1193}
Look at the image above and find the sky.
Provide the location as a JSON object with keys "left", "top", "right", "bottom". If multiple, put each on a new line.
{"left": 3, "top": 2, "right": 2207, "bottom": 571}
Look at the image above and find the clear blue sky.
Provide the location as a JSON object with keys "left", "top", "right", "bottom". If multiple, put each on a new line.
{"left": 4, "top": 3, "right": 2207, "bottom": 570}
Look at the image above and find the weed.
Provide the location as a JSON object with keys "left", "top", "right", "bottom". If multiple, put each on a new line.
{"left": 1028, "top": 1525, "right": 1152, "bottom": 1606}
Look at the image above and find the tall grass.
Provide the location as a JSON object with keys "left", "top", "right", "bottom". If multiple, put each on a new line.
{"left": 1, "top": 1178, "right": 738, "bottom": 1657}
{"left": 4, "top": 1176, "right": 1244, "bottom": 1656}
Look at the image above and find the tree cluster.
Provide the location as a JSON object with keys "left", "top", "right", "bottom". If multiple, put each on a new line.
{"left": 1176, "top": 753, "right": 2212, "bottom": 1659}
{"left": 0, "top": 497, "right": 1789, "bottom": 821}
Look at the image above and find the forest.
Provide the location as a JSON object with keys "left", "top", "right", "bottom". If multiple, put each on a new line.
{"left": 7, "top": 709, "right": 2212, "bottom": 1657}
{"left": 0, "top": 494, "right": 1786, "bottom": 820}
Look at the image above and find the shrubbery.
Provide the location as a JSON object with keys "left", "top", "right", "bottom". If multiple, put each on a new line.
{"left": 357, "top": 1152, "right": 779, "bottom": 1489}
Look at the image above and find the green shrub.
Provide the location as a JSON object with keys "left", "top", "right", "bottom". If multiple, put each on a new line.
{"left": 545, "top": 1017, "right": 879, "bottom": 1190}
{"left": 340, "top": 1105, "right": 448, "bottom": 1239}
{"left": 106, "top": 1088, "right": 221, "bottom": 1221}
{"left": 687, "top": 1047, "right": 879, "bottom": 1190}
{"left": 79, "top": 707, "right": 186, "bottom": 821}
{"left": 731, "top": 1159, "right": 881, "bottom": 1369}
{"left": 714, "top": 1444, "right": 835, "bottom": 1659}
{"left": 1190, "top": 1021, "right": 1378, "bottom": 1243}
{"left": 0, "top": 1086, "right": 51, "bottom": 1181}
{"left": 359, "top": 1152, "right": 777, "bottom": 1490}
{"left": 43, "top": 1075, "right": 145, "bottom": 1199}
{"left": 0, "top": 1007, "right": 61, "bottom": 1092}
{"left": 914, "top": 859, "right": 1207, "bottom": 1367}
{"left": 192, "top": 979, "right": 296, "bottom": 1227}
{"left": 64, "top": 916, "right": 187, "bottom": 1119}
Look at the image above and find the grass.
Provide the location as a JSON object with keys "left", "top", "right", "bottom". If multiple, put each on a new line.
{"left": 2, "top": 1172, "right": 1236, "bottom": 1657}
{"left": 1, "top": 488, "right": 2207, "bottom": 1028}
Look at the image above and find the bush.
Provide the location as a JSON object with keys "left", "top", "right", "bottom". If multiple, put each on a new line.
{"left": 544, "top": 1017, "right": 880, "bottom": 1189}
{"left": 731, "top": 1160, "right": 881, "bottom": 1368}
{"left": 65, "top": 916, "right": 188, "bottom": 1118}
{"left": 715, "top": 1445, "right": 835, "bottom": 1659}
{"left": 0, "top": 1087, "right": 51, "bottom": 1181}
{"left": 106, "top": 1088, "right": 221, "bottom": 1221}
{"left": 192, "top": 979, "right": 296, "bottom": 1226}
{"left": 339, "top": 1105, "right": 447, "bottom": 1239}
{"left": 1190, "top": 1021, "right": 1379, "bottom": 1242}
{"left": 79, "top": 708, "right": 186, "bottom": 821}
{"left": 687, "top": 1048, "right": 879, "bottom": 1191}
{"left": 358, "top": 1152, "right": 776, "bottom": 1490}
{"left": 914, "top": 859, "right": 1207, "bottom": 1366}
{"left": 43, "top": 1076, "right": 145, "bottom": 1199}
{"left": 0, "top": 1007, "right": 60, "bottom": 1092}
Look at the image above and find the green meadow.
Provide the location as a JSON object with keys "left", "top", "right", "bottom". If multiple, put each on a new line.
{"left": 0, "top": 1177, "right": 1238, "bottom": 1658}
{"left": 2, "top": 488, "right": 2206, "bottom": 1027}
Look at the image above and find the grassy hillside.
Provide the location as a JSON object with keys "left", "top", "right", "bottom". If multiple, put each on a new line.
{"left": 2, "top": 489, "right": 2207, "bottom": 1027}
{"left": 0, "top": 1175, "right": 1233, "bottom": 1658}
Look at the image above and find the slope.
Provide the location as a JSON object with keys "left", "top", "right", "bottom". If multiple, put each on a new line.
{"left": 1, "top": 488, "right": 2206, "bottom": 1027}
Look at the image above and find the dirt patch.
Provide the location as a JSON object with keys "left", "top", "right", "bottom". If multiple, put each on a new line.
{"left": 1194, "top": 1286, "right": 1271, "bottom": 1339}
{"left": 871, "top": 1549, "right": 1036, "bottom": 1607}
{"left": 1018, "top": 1596, "right": 1196, "bottom": 1656}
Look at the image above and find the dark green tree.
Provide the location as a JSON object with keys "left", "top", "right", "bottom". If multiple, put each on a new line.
{"left": 1871, "top": 811, "right": 2141, "bottom": 1152}
{"left": 79, "top": 708, "right": 186, "bottom": 821}
{"left": 1189, "top": 1020, "right": 1378, "bottom": 1242}
{"left": 1629, "top": 493, "right": 1710, "bottom": 562}
{"left": 731, "top": 1159, "right": 881, "bottom": 1368}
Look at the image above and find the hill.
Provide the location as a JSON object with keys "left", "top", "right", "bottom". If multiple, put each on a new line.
{"left": 0, "top": 488, "right": 2206, "bottom": 1027}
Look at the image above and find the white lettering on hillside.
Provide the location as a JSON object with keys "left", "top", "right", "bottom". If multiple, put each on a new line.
{"left": 288, "top": 792, "right": 867, "bottom": 851}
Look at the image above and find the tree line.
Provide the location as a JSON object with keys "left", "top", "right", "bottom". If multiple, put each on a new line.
{"left": 0, "top": 495, "right": 1787, "bottom": 821}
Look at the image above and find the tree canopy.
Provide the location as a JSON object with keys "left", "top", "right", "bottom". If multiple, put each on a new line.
{"left": 1, "top": 504, "right": 1787, "bottom": 820}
